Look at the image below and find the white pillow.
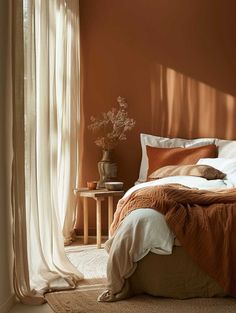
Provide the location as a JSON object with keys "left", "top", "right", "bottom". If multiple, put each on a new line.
{"left": 197, "top": 158, "right": 236, "bottom": 176}
{"left": 215, "top": 139, "right": 236, "bottom": 159}
{"left": 137, "top": 133, "right": 216, "bottom": 183}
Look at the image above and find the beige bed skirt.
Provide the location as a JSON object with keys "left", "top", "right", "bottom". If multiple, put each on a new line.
{"left": 128, "top": 246, "right": 227, "bottom": 299}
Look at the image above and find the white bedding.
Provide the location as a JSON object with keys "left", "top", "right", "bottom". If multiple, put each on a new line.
{"left": 128, "top": 175, "right": 234, "bottom": 198}
{"left": 98, "top": 175, "right": 236, "bottom": 302}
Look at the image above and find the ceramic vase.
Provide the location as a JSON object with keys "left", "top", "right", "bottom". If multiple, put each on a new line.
{"left": 97, "top": 149, "right": 117, "bottom": 188}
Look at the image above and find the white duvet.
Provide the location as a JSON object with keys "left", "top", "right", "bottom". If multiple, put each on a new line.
{"left": 127, "top": 175, "right": 234, "bottom": 198}
{"left": 98, "top": 175, "right": 235, "bottom": 302}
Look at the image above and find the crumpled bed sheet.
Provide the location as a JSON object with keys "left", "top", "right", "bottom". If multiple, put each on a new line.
{"left": 98, "top": 208, "right": 174, "bottom": 302}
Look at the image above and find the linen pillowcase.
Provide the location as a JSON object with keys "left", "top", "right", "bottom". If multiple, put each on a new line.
{"left": 197, "top": 157, "right": 236, "bottom": 185}
{"left": 146, "top": 144, "right": 218, "bottom": 177}
{"left": 148, "top": 164, "right": 226, "bottom": 181}
{"left": 137, "top": 133, "right": 236, "bottom": 184}
{"left": 137, "top": 133, "right": 216, "bottom": 183}
{"left": 197, "top": 157, "right": 236, "bottom": 175}
{"left": 215, "top": 140, "right": 236, "bottom": 159}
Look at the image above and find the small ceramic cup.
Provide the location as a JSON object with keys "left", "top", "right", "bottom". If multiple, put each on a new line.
{"left": 87, "top": 181, "right": 97, "bottom": 190}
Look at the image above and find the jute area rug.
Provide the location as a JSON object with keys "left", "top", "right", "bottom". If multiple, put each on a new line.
{"left": 45, "top": 279, "right": 236, "bottom": 313}
{"left": 45, "top": 243, "right": 236, "bottom": 313}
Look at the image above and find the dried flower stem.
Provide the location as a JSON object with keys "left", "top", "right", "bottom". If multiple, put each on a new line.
{"left": 88, "top": 97, "right": 135, "bottom": 150}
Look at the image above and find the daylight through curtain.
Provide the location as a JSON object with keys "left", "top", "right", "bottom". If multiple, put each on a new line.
{"left": 12, "top": 0, "right": 83, "bottom": 304}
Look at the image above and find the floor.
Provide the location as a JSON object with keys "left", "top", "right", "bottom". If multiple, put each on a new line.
{"left": 9, "top": 303, "right": 53, "bottom": 313}
{"left": 9, "top": 237, "right": 108, "bottom": 313}
{"left": 9, "top": 237, "right": 236, "bottom": 313}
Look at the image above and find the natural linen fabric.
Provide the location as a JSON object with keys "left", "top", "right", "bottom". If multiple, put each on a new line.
{"left": 110, "top": 184, "right": 236, "bottom": 297}
{"left": 148, "top": 164, "right": 225, "bottom": 181}
{"left": 146, "top": 144, "right": 218, "bottom": 176}
{"left": 11, "top": 0, "right": 83, "bottom": 304}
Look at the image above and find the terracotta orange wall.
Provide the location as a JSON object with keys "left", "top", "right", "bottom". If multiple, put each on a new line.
{"left": 78, "top": 0, "right": 236, "bottom": 234}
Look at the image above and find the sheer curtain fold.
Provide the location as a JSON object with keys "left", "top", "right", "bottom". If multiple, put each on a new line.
{"left": 12, "top": 0, "right": 82, "bottom": 304}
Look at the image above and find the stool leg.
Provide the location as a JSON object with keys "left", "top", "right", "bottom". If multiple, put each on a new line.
{"left": 108, "top": 196, "right": 114, "bottom": 238}
{"left": 96, "top": 198, "right": 102, "bottom": 248}
{"left": 74, "top": 192, "right": 80, "bottom": 231}
{"left": 83, "top": 197, "right": 88, "bottom": 244}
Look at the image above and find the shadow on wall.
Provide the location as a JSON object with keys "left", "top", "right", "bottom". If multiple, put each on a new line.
{"left": 150, "top": 64, "right": 236, "bottom": 140}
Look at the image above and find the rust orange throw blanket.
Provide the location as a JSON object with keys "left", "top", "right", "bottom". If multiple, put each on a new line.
{"left": 110, "top": 184, "right": 236, "bottom": 297}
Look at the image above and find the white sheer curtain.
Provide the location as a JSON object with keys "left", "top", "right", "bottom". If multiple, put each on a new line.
{"left": 12, "top": 0, "right": 83, "bottom": 304}
{"left": 25, "top": 0, "right": 81, "bottom": 245}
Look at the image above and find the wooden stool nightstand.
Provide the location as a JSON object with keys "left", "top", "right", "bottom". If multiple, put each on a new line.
{"left": 74, "top": 188, "right": 124, "bottom": 248}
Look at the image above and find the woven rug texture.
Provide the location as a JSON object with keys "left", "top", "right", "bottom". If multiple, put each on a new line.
{"left": 45, "top": 286, "right": 236, "bottom": 313}
{"left": 45, "top": 243, "right": 236, "bottom": 313}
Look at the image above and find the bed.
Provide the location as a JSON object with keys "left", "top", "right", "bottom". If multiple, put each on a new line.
{"left": 98, "top": 134, "right": 236, "bottom": 302}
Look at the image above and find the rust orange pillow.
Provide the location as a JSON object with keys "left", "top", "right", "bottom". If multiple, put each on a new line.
{"left": 146, "top": 144, "right": 218, "bottom": 177}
